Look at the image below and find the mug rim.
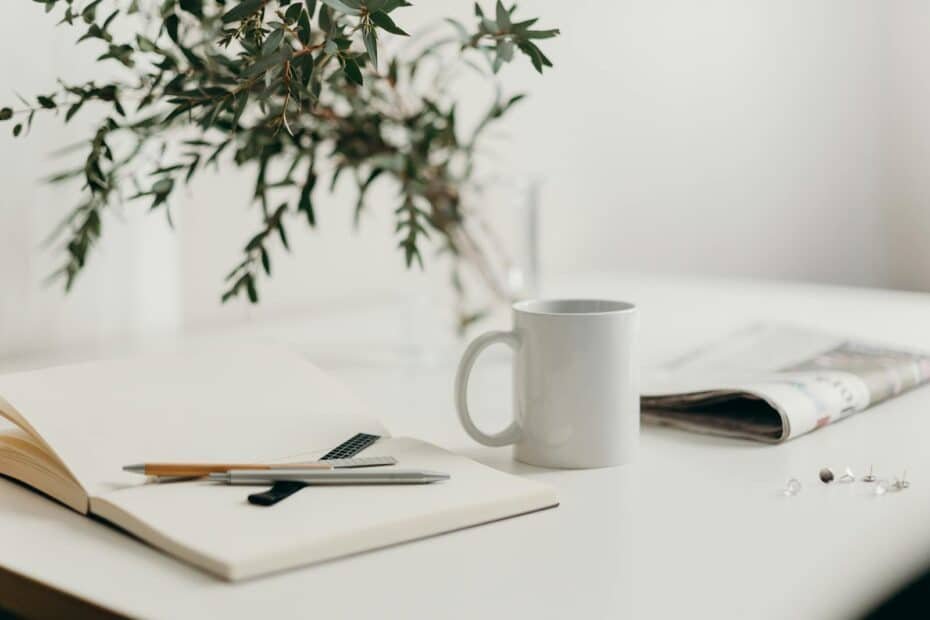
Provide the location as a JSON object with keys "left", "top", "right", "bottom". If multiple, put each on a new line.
{"left": 513, "top": 298, "right": 636, "bottom": 316}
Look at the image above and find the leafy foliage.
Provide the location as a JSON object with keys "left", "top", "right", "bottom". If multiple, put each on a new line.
{"left": 6, "top": 0, "right": 558, "bottom": 307}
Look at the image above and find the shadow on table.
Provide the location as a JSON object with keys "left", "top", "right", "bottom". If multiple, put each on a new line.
{"left": 864, "top": 561, "right": 930, "bottom": 619}
{"left": 458, "top": 423, "right": 767, "bottom": 476}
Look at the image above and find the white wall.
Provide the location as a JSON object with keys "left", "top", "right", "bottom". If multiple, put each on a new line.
{"left": 885, "top": 0, "right": 930, "bottom": 291}
{"left": 0, "top": 5, "right": 180, "bottom": 360}
{"left": 529, "top": 0, "right": 888, "bottom": 285}
{"left": 0, "top": 1, "right": 926, "bottom": 356}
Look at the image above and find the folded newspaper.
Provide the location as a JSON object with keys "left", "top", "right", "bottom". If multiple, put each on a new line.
{"left": 642, "top": 324, "right": 930, "bottom": 442}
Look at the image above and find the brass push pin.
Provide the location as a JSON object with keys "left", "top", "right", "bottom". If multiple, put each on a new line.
{"left": 862, "top": 465, "right": 876, "bottom": 483}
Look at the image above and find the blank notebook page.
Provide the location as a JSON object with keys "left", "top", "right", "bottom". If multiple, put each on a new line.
{"left": 91, "top": 438, "right": 559, "bottom": 580}
{"left": 0, "top": 344, "right": 388, "bottom": 500}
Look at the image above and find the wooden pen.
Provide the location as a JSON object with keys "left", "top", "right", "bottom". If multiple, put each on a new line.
{"left": 121, "top": 456, "right": 397, "bottom": 478}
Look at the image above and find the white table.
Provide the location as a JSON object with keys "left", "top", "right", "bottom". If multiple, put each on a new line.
{"left": 3, "top": 273, "right": 930, "bottom": 619}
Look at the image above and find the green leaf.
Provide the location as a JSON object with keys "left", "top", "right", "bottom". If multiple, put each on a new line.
{"left": 379, "top": 0, "right": 411, "bottom": 13}
{"left": 12, "top": 124, "right": 22, "bottom": 137}
{"left": 262, "top": 28, "right": 285, "bottom": 54}
{"left": 517, "top": 40, "right": 549, "bottom": 73}
{"left": 101, "top": 9, "right": 119, "bottom": 30}
{"left": 298, "top": 9, "right": 312, "bottom": 45}
{"left": 284, "top": 3, "right": 302, "bottom": 23}
{"left": 523, "top": 28, "right": 559, "bottom": 39}
{"left": 152, "top": 178, "right": 174, "bottom": 195}
{"left": 497, "top": 39, "right": 514, "bottom": 62}
{"left": 304, "top": 0, "right": 317, "bottom": 18}
{"left": 319, "top": 0, "right": 360, "bottom": 16}
{"left": 243, "top": 48, "right": 291, "bottom": 77}
{"left": 178, "top": 0, "right": 203, "bottom": 17}
{"left": 82, "top": 0, "right": 102, "bottom": 23}
{"left": 65, "top": 101, "right": 84, "bottom": 122}
{"left": 185, "top": 155, "right": 200, "bottom": 183}
{"left": 330, "top": 164, "right": 346, "bottom": 191}
{"left": 316, "top": 5, "right": 330, "bottom": 31}
{"left": 0, "top": 108, "right": 12, "bottom": 121}
{"left": 245, "top": 275, "right": 258, "bottom": 303}
{"left": 298, "top": 183, "right": 316, "bottom": 226}
{"left": 275, "top": 210, "right": 291, "bottom": 250}
{"left": 401, "top": 241, "right": 423, "bottom": 268}
{"left": 232, "top": 91, "right": 249, "bottom": 126}
{"left": 293, "top": 53, "right": 314, "bottom": 86}
{"left": 505, "top": 93, "right": 525, "bottom": 109}
{"left": 221, "top": 0, "right": 263, "bottom": 23}
{"left": 164, "top": 14, "right": 180, "bottom": 43}
{"left": 77, "top": 23, "right": 108, "bottom": 44}
{"left": 370, "top": 10, "right": 408, "bottom": 36}
{"left": 245, "top": 232, "right": 265, "bottom": 251}
{"left": 260, "top": 247, "right": 271, "bottom": 275}
{"left": 354, "top": 167, "right": 383, "bottom": 225}
{"left": 529, "top": 41, "right": 552, "bottom": 67}
{"left": 343, "top": 57, "right": 363, "bottom": 85}
{"left": 37, "top": 95, "right": 56, "bottom": 109}
{"left": 362, "top": 26, "right": 378, "bottom": 67}
{"left": 136, "top": 34, "right": 158, "bottom": 52}
{"left": 511, "top": 17, "right": 538, "bottom": 32}
{"left": 495, "top": 1, "right": 510, "bottom": 30}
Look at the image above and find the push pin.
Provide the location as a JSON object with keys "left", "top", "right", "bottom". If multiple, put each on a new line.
{"left": 838, "top": 467, "right": 855, "bottom": 483}
{"left": 875, "top": 480, "right": 892, "bottom": 496}
{"left": 893, "top": 470, "right": 910, "bottom": 491}
{"left": 819, "top": 468, "right": 835, "bottom": 483}
{"left": 781, "top": 478, "right": 802, "bottom": 496}
{"left": 862, "top": 465, "right": 876, "bottom": 483}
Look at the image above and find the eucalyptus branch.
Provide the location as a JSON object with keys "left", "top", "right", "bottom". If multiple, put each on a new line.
{"left": 6, "top": 0, "right": 559, "bottom": 313}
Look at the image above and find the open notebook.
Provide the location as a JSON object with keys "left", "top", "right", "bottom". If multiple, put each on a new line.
{"left": 0, "top": 344, "right": 557, "bottom": 581}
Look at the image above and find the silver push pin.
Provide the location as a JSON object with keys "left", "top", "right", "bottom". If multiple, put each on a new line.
{"left": 781, "top": 478, "right": 802, "bottom": 496}
{"left": 819, "top": 468, "right": 835, "bottom": 483}
{"left": 862, "top": 465, "right": 876, "bottom": 483}
{"left": 838, "top": 467, "right": 855, "bottom": 483}
{"left": 893, "top": 470, "right": 910, "bottom": 491}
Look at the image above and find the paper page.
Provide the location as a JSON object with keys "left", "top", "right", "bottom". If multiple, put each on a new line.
{"left": 0, "top": 343, "right": 387, "bottom": 499}
{"left": 643, "top": 323, "right": 848, "bottom": 394}
{"left": 91, "top": 438, "right": 559, "bottom": 580}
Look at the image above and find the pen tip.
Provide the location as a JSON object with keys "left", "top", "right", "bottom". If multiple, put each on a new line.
{"left": 122, "top": 464, "right": 145, "bottom": 474}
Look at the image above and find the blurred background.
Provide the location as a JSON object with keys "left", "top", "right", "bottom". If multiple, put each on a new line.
{"left": 3, "top": 0, "right": 930, "bottom": 360}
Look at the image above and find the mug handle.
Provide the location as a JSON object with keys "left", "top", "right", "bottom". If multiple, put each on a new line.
{"left": 454, "top": 330, "right": 522, "bottom": 447}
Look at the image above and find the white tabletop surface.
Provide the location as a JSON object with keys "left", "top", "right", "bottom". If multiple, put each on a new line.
{"left": 3, "top": 272, "right": 930, "bottom": 619}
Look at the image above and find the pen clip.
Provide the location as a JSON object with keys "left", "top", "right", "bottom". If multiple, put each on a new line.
{"left": 247, "top": 481, "right": 306, "bottom": 506}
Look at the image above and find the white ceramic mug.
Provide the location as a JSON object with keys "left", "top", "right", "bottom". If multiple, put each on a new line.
{"left": 455, "top": 299, "right": 639, "bottom": 469}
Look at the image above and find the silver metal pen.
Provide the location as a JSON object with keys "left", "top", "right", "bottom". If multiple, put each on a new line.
{"left": 208, "top": 468, "right": 450, "bottom": 485}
